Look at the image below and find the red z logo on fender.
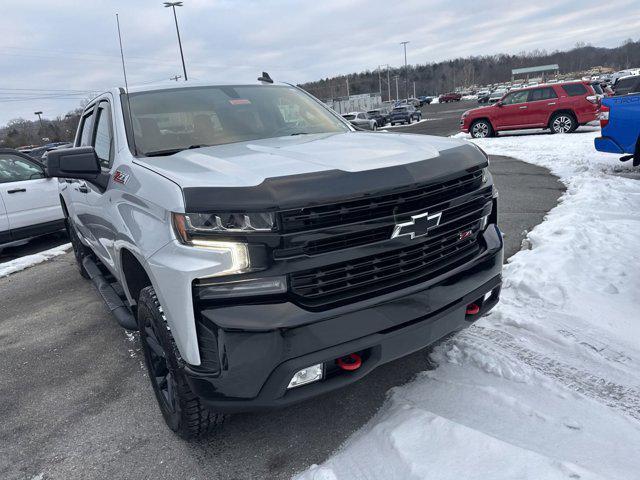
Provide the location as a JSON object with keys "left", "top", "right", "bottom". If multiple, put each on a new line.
{"left": 459, "top": 230, "right": 473, "bottom": 240}
{"left": 113, "top": 170, "right": 130, "bottom": 185}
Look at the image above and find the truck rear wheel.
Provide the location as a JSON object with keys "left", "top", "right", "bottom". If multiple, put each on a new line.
{"left": 66, "top": 218, "right": 90, "bottom": 279}
{"left": 137, "top": 286, "right": 225, "bottom": 439}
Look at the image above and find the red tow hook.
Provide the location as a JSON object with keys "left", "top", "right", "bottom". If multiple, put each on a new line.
{"left": 466, "top": 303, "right": 480, "bottom": 315}
{"left": 336, "top": 353, "right": 362, "bottom": 371}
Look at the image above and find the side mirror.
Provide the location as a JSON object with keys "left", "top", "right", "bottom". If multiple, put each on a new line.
{"left": 496, "top": 101, "right": 503, "bottom": 107}
{"left": 46, "top": 146, "right": 100, "bottom": 180}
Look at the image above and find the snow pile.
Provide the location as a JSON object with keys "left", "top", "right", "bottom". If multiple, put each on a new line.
{"left": 0, "top": 243, "right": 71, "bottom": 278}
{"left": 295, "top": 130, "right": 640, "bottom": 479}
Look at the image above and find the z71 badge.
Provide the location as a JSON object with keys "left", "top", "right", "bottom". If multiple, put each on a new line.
{"left": 113, "top": 170, "right": 130, "bottom": 184}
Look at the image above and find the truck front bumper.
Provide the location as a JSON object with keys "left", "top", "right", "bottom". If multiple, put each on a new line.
{"left": 183, "top": 225, "right": 503, "bottom": 413}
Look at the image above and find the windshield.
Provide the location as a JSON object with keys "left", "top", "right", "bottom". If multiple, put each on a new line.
{"left": 342, "top": 114, "right": 356, "bottom": 120}
{"left": 126, "top": 85, "right": 350, "bottom": 156}
{"left": 393, "top": 107, "right": 407, "bottom": 112}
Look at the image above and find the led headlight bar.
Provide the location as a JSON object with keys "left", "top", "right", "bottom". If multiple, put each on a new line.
{"left": 173, "top": 212, "right": 275, "bottom": 239}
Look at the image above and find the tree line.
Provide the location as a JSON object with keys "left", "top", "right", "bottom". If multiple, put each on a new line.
{"left": 301, "top": 39, "right": 640, "bottom": 101}
{"left": 0, "top": 109, "right": 82, "bottom": 149}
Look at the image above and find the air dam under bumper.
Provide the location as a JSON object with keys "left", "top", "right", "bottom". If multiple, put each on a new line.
{"left": 184, "top": 225, "right": 503, "bottom": 412}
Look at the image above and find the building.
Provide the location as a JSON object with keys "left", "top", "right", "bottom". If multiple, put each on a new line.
{"left": 511, "top": 64, "right": 560, "bottom": 82}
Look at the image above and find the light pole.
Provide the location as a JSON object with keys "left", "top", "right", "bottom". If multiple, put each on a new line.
{"left": 163, "top": 2, "right": 188, "bottom": 81}
{"left": 394, "top": 75, "right": 400, "bottom": 101}
{"left": 34, "top": 111, "right": 43, "bottom": 131}
{"left": 378, "top": 64, "right": 390, "bottom": 102}
{"left": 400, "top": 41, "right": 409, "bottom": 100}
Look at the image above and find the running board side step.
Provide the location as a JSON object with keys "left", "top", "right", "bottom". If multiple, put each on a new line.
{"left": 82, "top": 256, "right": 138, "bottom": 331}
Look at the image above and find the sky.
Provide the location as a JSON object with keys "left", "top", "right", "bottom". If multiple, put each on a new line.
{"left": 1, "top": 0, "right": 639, "bottom": 125}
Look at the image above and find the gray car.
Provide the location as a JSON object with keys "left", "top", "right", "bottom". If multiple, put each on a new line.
{"left": 342, "top": 111, "right": 377, "bottom": 130}
{"left": 46, "top": 81, "right": 502, "bottom": 439}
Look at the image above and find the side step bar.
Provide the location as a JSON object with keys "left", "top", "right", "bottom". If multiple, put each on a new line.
{"left": 82, "top": 256, "right": 138, "bottom": 331}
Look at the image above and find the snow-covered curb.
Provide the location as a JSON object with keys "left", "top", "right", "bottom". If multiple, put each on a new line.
{"left": 0, "top": 243, "right": 72, "bottom": 278}
{"left": 295, "top": 131, "right": 640, "bottom": 479}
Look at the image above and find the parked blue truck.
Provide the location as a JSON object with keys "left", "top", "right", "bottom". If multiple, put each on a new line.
{"left": 595, "top": 78, "right": 640, "bottom": 166}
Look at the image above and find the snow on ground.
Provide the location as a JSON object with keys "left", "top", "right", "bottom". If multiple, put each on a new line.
{"left": 295, "top": 129, "right": 640, "bottom": 480}
{"left": 0, "top": 243, "right": 71, "bottom": 278}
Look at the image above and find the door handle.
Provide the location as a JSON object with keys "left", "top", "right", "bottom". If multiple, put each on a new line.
{"left": 78, "top": 184, "right": 89, "bottom": 194}
{"left": 547, "top": 102, "right": 557, "bottom": 105}
{"left": 7, "top": 188, "right": 26, "bottom": 194}
{"left": 519, "top": 106, "right": 528, "bottom": 109}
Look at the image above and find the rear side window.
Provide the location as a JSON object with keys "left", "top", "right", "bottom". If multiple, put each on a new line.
{"left": 0, "top": 154, "right": 44, "bottom": 183}
{"left": 561, "top": 84, "right": 588, "bottom": 96}
{"left": 77, "top": 109, "right": 94, "bottom": 146}
{"left": 614, "top": 77, "right": 640, "bottom": 96}
{"left": 93, "top": 103, "right": 114, "bottom": 169}
{"left": 528, "top": 88, "right": 558, "bottom": 102}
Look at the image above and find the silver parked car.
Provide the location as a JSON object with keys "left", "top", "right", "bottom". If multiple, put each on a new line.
{"left": 342, "top": 112, "right": 377, "bottom": 130}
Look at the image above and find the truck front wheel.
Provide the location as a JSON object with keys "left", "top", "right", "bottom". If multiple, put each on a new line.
{"left": 137, "top": 286, "right": 225, "bottom": 439}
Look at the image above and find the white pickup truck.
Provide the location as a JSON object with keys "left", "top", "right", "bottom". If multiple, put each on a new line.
{"left": 0, "top": 148, "right": 64, "bottom": 248}
{"left": 47, "top": 80, "right": 503, "bottom": 439}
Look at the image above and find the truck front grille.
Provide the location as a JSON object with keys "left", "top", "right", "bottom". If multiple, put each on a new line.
{"left": 279, "top": 167, "right": 484, "bottom": 233}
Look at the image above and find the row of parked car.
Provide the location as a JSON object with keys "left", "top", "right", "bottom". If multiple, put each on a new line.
{"left": 342, "top": 103, "right": 423, "bottom": 129}
{"left": 461, "top": 74, "right": 640, "bottom": 138}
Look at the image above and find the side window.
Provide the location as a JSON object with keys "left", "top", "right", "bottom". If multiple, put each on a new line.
{"left": 93, "top": 103, "right": 114, "bottom": 169}
{"left": 0, "top": 155, "right": 44, "bottom": 183}
{"left": 357, "top": 113, "right": 366, "bottom": 120}
{"left": 614, "top": 78, "right": 640, "bottom": 96}
{"left": 502, "top": 90, "right": 529, "bottom": 105}
{"left": 78, "top": 108, "right": 95, "bottom": 147}
{"left": 561, "top": 84, "right": 588, "bottom": 96}
{"left": 528, "top": 88, "right": 558, "bottom": 102}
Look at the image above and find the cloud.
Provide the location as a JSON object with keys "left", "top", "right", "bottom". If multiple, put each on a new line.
{"left": 0, "top": 0, "right": 638, "bottom": 125}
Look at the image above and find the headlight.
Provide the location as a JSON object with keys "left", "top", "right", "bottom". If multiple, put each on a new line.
{"left": 482, "top": 167, "right": 489, "bottom": 183}
{"left": 195, "top": 276, "right": 287, "bottom": 300}
{"left": 172, "top": 212, "right": 275, "bottom": 241}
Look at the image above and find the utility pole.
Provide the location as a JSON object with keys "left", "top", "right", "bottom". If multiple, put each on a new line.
{"left": 400, "top": 41, "right": 409, "bottom": 100}
{"left": 394, "top": 75, "right": 400, "bottom": 101}
{"left": 377, "top": 68, "right": 382, "bottom": 96}
{"left": 163, "top": 2, "right": 188, "bottom": 81}
{"left": 387, "top": 66, "right": 391, "bottom": 102}
{"left": 413, "top": 81, "right": 416, "bottom": 99}
{"left": 346, "top": 76, "right": 350, "bottom": 97}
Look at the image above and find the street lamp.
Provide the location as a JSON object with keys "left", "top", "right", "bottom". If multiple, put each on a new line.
{"left": 163, "top": 1, "right": 188, "bottom": 81}
{"left": 34, "top": 111, "right": 43, "bottom": 130}
{"left": 400, "top": 41, "right": 409, "bottom": 100}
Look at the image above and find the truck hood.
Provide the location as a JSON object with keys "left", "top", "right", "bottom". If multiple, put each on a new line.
{"left": 133, "top": 131, "right": 471, "bottom": 189}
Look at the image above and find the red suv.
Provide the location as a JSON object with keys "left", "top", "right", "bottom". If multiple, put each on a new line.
{"left": 439, "top": 92, "right": 462, "bottom": 103}
{"left": 460, "top": 81, "right": 600, "bottom": 138}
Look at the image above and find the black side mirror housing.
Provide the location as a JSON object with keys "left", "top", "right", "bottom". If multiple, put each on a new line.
{"left": 46, "top": 147, "right": 109, "bottom": 190}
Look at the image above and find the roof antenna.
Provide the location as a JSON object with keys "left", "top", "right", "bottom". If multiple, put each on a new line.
{"left": 258, "top": 71, "right": 273, "bottom": 84}
{"left": 116, "top": 13, "right": 138, "bottom": 155}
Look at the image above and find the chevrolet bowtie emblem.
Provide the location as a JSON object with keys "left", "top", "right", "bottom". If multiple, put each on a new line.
{"left": 391, "top": 211, "right": 442, "bottom": 240}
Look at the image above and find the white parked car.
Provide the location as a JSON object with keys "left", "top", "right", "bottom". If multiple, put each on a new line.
{"left": 0, "top": 148, "right": 65, "bottom": 247}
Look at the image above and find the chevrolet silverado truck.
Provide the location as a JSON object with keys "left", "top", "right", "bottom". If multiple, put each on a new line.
{"left": 595, "top": 78, "right": 640, "bottom": 166}
{"left": 46, "top": 81, "right": 502, "bottom": 438}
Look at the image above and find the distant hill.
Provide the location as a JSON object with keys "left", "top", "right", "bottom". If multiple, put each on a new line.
{"left": 300, "top": 40, "right": 640, "bottom": 100}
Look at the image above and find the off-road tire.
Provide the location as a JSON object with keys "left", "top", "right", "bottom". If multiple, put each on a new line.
{"left": 549, "top": 112, "right": 577, "bottom": 134}
{"left": 470, "top": 119, "right": 494, "bottom": 139}
{"left": 66, "top": 217, "right": 90, "bottom": 279}
{"left": 137, "top": 286, "right": 225, "bottom": 439}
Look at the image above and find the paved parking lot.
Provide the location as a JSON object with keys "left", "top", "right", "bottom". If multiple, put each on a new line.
{"left": 0, "top": 113, "right": 564, "bottom": 480}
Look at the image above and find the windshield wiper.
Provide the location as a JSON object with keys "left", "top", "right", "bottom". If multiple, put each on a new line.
{"left": 143, "top": 144, "right": 210, "bottom": 157}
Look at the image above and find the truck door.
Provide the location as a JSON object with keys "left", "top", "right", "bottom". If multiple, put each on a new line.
{"left": 77, "top": 98, "right": 118, "bottom": 271}
{"left": 0, "top": 152, "right": 63, "bottom": 238}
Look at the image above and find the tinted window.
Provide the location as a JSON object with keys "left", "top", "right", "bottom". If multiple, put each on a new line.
{"left": 613, "top": 77, "right": 640, "bottom": 96}
{"left": 128, "top": 85, "right": 349, "bottom": 156}
{"left": 591, "top": 83, "right": 604, "bottom": 95}
{"left": 562, "top": 84, "right": 588, "bottom": 96}
{"left": 528, "top": 87, "right": 558, "bottom": 102}
{"left": 78, "top": 109, "right": 94, "bottom": 147}
{"left": 502, "top": 90, "right": 529, "bottom": 105}
{"left": 357, "top": 113, "right": 366, "bottom": 119}
{"left": 0, "top": 154, "right": 44, "bottom": 183}
{"left": 93, "top": 103, "right": 113, "bottom": 168}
